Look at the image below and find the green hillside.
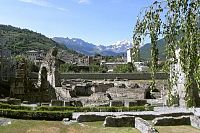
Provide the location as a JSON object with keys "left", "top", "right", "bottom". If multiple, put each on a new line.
{"left": 0, "top": 24, "right": 78, "bottom": 55}
{"left": 140, "top": 38, "right": 166, "bottom": 61}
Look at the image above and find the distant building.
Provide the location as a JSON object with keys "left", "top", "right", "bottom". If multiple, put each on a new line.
{"left": 26, "top": 50, "right": 45, "bottom": 62}
{"left": 101, "top": 61, "right": 127, "bottom": 72}
{"left": 26, "top": 50, "right": 45, "bottom": 66}
{"left": 127, "top": 48, "right": 133, "bottom": 63}
{"left": 133, "top": 62, "right": 149, "bottom": 72}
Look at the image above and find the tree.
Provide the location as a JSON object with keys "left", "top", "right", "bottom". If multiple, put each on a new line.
{"left": 133, "top": 0, "right": 200, "bottom": 107}
{"left": 113, "top": 63, "right": 135, "bottom": 73}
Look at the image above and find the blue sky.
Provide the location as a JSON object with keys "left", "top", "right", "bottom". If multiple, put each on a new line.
{"left": 0, "top": 0, "right": 155, "bottom": 45}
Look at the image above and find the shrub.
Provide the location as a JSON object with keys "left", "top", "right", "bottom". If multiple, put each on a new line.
{"left": 36, "top": 106, "right": 153, "bottom": 112}
{"left": 0, "top": 103, "right": 32, "bottom": 110}
{"left": 0, "top": 109, "right": 72, "bottom": 121}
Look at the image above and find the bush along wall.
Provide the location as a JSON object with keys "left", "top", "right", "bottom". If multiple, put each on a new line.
{"left": 36, "top": 106, "right": 154, "bottom": 112}
{"left": 0, "top": 103, "right": 153, "bottom": 120}
{"left": 0, "top": 109, "right": 72, "bottom": 121}
{"left": 0, "top": 103, "right": 33, "bottom": 110}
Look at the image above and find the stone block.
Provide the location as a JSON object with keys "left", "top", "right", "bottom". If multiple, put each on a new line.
{"left": 135, "top": 117, "right": 158, "bottom": 133}
{"left": 110, "top": 100, "right": 124, "bottom": 107}
{"left": 103, "top": 116, "right": 135, "bottom": 127}
{"left": 22, "top": 101, "right": 29, "bottom": 104}
{"left": 51, "top": 100, "right": 64, "bottom": 106}
{"left": 124, "top": 100, "right": 137, "bottom": 107}
{"left": 91, "top": 83, "right": 114, "bottom": 93}
{"left": 152, "top": 116, "right": 191, "bottom": 126}
{"left": 74, "top": 100, "right": 83, "bottom": 107}
{"left": 190, "top": 115, "right": 200, "bottom": 129}
{"left": 136, "top": 100, "right": 147, "bottom": 106}
{"left": 64, "top": 101, "right": 71, "bottom": 106}
{"left": 72, "top": 84, "right": 92, "bottom": 96}
{"left": 41, "top": 103, "right": 50, "bottom": 106}
{"left": 77, "top": 114, "right": 106, "bottom": 122}
{"left": 63, "top": 118, "right": 69, "bottom": 123}
{"left": 115, "top": 83, "right": 126, "bottom": 88}
{"left": 0, "top": 118, "right": 12, "bottom": 126}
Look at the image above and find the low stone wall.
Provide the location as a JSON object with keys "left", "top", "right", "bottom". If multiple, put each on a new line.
{"left": 135, "top": 117, "right": 158, "bottom": 133}
{"left": 104, "top": 116, "right": 135, "bottom": 127}
{"left": 190, "top": 115, "right": 200, "bottom": 129}
{"left": 124, "top": 100, "right": 137, "bottom": 107}
{"left": 60, "top": 73, "right": 168, "bottom": 80}
{"left": 77, "top": 114, "right": 106, "bottom": 122}
{"left": 51, "top": 100, "right": 64, "bottom": 106}
{"left": 73, "top": 111, "right": 193, "bottom": 121}
{"left": 110, "top": 100, "right": 124, "bottom": 107}
{"left": 152, "top": 116, "right": 191, "bottom": 126}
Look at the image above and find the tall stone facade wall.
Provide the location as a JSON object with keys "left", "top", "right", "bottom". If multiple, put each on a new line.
{"left": 38, "top": 48, "right": 61, "bottom": 88}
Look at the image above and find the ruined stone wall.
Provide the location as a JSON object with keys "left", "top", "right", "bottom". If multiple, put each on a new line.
{"left": 135, "top": 117, "right": 158, "bottom": 133}
{"left": 60, "top": 73, "right": 168, "bottom": 80}
{"left": 38, "top": 48, "right": 61, "bottom": 88}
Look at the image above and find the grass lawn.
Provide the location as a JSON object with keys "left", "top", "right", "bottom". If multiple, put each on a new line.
{"left": 156, "top": 126, "right": 200, "bottom": 133}
{"left": 0, "top": 120, "right": 140, "bottom": 133}
{"left": 1, "top": 119, "right": 200, "bottom": 133}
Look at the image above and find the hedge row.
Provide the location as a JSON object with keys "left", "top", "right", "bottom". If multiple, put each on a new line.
{"left": 0, "top": 103, "right": 32, "bottom": 110}
{"left": 0, "top": 103, "right": 154, "bottom": 113}
{"left": 37, "top": 106, "right": 154, "bottom": 112}
{"left": 0, "top": 109, "right": 72, "bottom": 121}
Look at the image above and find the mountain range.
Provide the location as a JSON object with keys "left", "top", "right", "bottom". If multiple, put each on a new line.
{"left": 53, "top": 37, "right": 132, "bottom": 56}
{"left": 0, "top": 24, "right": 165, "bottom": 61}
{"left": 53, "top": 37, "right": 166, "bottom": 60}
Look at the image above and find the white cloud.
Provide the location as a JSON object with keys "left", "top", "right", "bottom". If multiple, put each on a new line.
{"left": 56, "top": 7, "right": 68, "bottom": 12}
{"left": 78, "top": 0, "right": 90, "bottom": 5}
{"left": 19, "top": 0, "right": 51, "bottom": 7}
{"left": 19, "top": 0, "right": 68, "bottom": 12}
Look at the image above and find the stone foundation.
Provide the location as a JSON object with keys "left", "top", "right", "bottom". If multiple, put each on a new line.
{"left": 190, "top": 115, "right": 200, "bottom": 129}
{"left": 135, "top": 117, "right": 158, "bottom": 133}
{"left": 152, "top": 116, "right": 191, "bottom": 126}
{"left": 110, "top": 100, "right": 124, "bottom": 107}
{"left": 77, "top": 114, "right": 106, "bottom": 122}
{"left": 103, "top": 116, "right": 135, "bottom": 127}
{"left": 51, "top": 100, "right": 64, "bottom": 106}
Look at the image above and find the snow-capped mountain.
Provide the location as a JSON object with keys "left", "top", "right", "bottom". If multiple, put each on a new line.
{"left": 53, "top": 37, "right": 132, "bottom": 56}
{"left": 104, "top": 40, "right": 132, "bottom": 53}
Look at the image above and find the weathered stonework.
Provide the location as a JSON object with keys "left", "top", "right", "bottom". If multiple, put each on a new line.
{"left": 77, "top": 114, "right": 106, "bottom": 122}
{"left": 135, "top": 117, "right": 158, "bottom": 133}
{"left": 38, "top": 47, "right": 61, "bottom": 89}
{"left": 152, "top": 116, "right": 191, "bottom": 126}
{"left": 10, "top": 60, "right": 29, "bottom": 95}
{"left": 103, "top": 116, "right": 135, "bottom": 127}
{"left": 110, "top": 100, "right": 124, "bottom": 107}
{"left": 190, "top": 115, "right": 200, "bottom": 129}
{"left": 51, "top": 100, "right": 64, "bottom": 106}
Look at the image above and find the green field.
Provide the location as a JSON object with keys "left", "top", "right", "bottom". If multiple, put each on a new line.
{"left": 0, "top": 120, "right": 200, "bottom": 133}
{"left": 155, "top": 126, "right": 200, "bottom": 133}
{"left": 0, "top": 120, "right": 139, "bottom": 133}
